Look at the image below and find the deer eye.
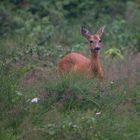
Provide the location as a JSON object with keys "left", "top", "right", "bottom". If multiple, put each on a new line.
{"left": 99, "top": 40, "right": 102, "bottom": 43}
{"left": 90, "top": 41, "right": 93, "bottom": 44}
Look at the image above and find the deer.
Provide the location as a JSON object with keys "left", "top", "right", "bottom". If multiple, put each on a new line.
{"left": 58, "top": 26, "right": 105, "bottom": 80}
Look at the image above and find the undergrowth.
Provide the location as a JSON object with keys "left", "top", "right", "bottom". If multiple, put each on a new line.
{"left": 0, "top": 64, "right": 140, "bottom": 140}
{"left": 0, "top": 1, "right": 140, "bottom": 139}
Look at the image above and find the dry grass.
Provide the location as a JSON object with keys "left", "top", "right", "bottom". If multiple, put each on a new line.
{"left": 104, "top": 52, "right": 140, "bottom": 81}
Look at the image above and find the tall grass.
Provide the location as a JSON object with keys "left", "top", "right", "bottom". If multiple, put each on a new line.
{"left": 0, "top": 59, "right": 140, "bottom": 139}
{"left": 0, "top": 1, "right": 140, "bottom": 139}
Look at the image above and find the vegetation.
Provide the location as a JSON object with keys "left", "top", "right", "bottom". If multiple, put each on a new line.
{"left": 0, "top": 0, "right": 140, "bottom": 140}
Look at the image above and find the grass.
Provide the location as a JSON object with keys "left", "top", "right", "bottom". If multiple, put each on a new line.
{"left": 0, "top": 56, "right": 140, "bottom": 140}
{"left": 0, "top": 1, "right": 140, "bottom": 139}
{"left": 0, "top": 34, "right": 140, "bottom": 139}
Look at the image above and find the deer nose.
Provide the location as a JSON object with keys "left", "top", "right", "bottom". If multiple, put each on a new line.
{"left": 95, "top": 47, "right": 100, "bottom": 51}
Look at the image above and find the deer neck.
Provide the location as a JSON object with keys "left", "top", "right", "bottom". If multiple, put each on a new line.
{"left": 90, "top": 51, "right": 101, "bottom": 74}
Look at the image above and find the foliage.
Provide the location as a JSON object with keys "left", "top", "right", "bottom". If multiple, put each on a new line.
{"left": 105, "top": 48, "right": 123, "bottom": 60}
{"left": 0, "top": 0, "right": 140, "bottom": 140}
{"left": 0, "top": 67, "right": 140, "bottom": 139}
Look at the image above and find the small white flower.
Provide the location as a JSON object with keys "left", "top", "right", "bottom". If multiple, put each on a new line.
{"left": 31, "top": 97, "right": 40, "bottom": 103}
{"left": 96, "top": 112, "right": 101, "bottom": 115}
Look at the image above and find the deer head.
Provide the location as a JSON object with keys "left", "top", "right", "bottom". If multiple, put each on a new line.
{"left": 81, "top": 26, "right": 105, "bottom": 52}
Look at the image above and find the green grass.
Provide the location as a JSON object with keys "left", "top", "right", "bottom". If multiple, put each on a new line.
{"left": 0, "top": 64, "right": 140, "bottom": 140}
{"left": 0, "top": 1, "right": 140, "bottom": 139}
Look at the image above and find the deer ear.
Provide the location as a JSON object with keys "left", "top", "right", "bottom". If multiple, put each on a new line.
{"left": 80, "top": 26, "right": 91, "bottom": 39}
{"left": 96, "top": 26, "right": 105, "bottom": 37}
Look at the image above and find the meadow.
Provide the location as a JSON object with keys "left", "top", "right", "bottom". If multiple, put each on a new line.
{"left": 0, "top": 0, "right": 140, "bottom": 140}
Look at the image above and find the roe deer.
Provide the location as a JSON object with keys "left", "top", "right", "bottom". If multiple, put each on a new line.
{"left": 58, "top": 26, "right": 105, "bottom": 80}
